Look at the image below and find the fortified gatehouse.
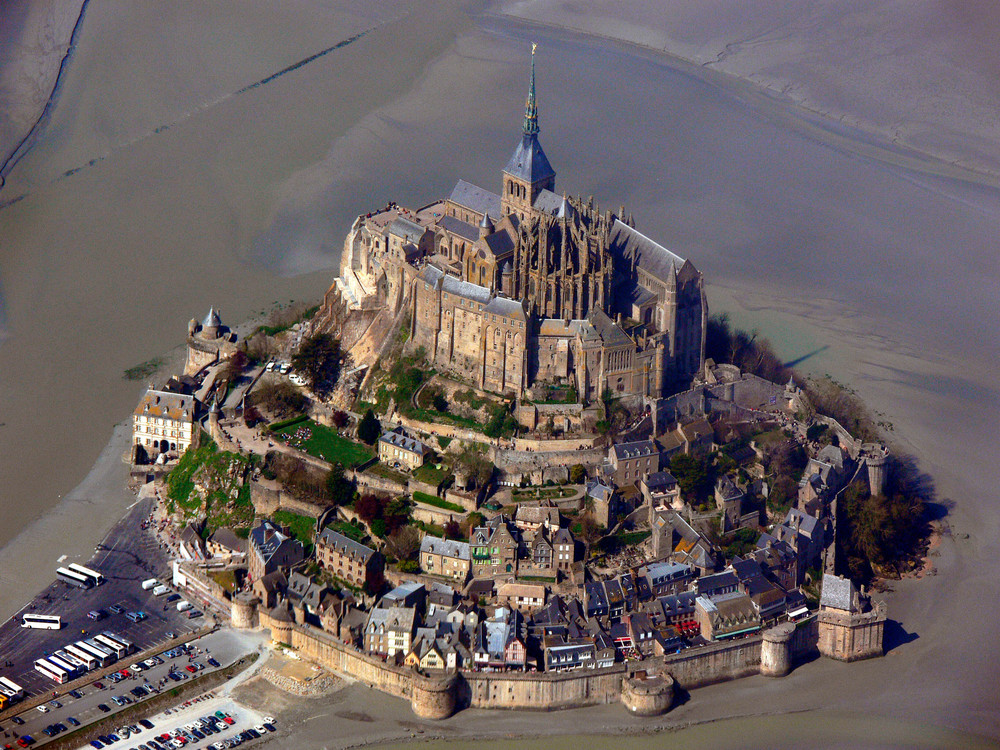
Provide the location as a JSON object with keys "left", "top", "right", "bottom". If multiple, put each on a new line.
{"left": 320, "top": 47, "right": 708, "bottom": 401}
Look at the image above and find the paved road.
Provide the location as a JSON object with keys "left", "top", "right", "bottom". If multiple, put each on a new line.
{"left": 1, "top": 629, "right": 260, "bottom": 747}
{"left": 0, "top": 496, "right": 202, "bottom": 714}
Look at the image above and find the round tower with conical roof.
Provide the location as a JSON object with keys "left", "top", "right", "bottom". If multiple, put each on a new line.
{"left": 202, "top": 307, "right": 222, "bottom": 339}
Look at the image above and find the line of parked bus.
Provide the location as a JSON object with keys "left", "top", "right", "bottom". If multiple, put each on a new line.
{"left": 0, "top": 675, "right": 25, "bottom": 710}
{"left": 33, "top": 632, "right": 134, "bottom": 684}
{"left": 55, "top": 563, "right": 105, "bottom": 590}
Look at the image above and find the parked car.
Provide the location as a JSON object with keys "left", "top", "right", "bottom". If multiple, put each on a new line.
{"left": 97, "top": 703, "right": 111, "bottom": 713}
{"left": 35, "top": 706, "right": 48, "bottom": 714}
{"left": 67, "top": 717, "right": 80, "bottom": 726}
{"left": 109, "top": 604, "right": 125, "bottom": 614}
{"left": 139, "top": 719, "right": 155, "bottom": 729}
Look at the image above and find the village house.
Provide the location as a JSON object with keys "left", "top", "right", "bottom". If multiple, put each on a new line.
{"left": 420, "top": 536, "right": 471, "bottom": 582}
{"left": 132, "top": 387, "right": 197, "bottom": 462}
{"left": 497, "top": 581, "right": 548, "bottom": 613}
{"left": 470, "top": 519, "right": 519, "bottom": 577}
{"left": 695, "top": 591, "right": 761, "bottom": 641}
{"left": 659, "top": 418, "right": 715, "bottom": 458}
{"left": 607, "top": 439, "right": 660, "bottom": 488}
{"left": 585, "top": 478, "right": 621, "bottom": 528}
{"left": 513, "top": 502, "right": 560, "bottom": 535}
{"left": 316, "top": 528, "right": 384, "bottom": 590}
{"left": 553, "top": 527, "right": 575, "bottom": 574}
{"left": 247, "top": 520, "right": 305, "bottom": 583}
{"left": 206, "top": 527, "right": 246, "bottom": 562}
{"left": 378, "top": 427, "right": 431, "bottom": 470}
{"left": 473, "top": 608, "right": 526, "bottom": 671}
{"left": 365, "top": 605, "right": 417, "bottom": 658}
{"left": 640, "top": 470, "right": 681, "bottom": 509}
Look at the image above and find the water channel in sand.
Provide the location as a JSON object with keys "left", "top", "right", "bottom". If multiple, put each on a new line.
{"left": 0, "top": 0, "right": 998, "bottom": 743}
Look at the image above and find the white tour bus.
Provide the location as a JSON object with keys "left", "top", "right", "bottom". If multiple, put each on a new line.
{"left": 82, "top": 638, "right": 115, "bottom": 665}
{"left": 54, "top": 649, "right": 86, "bottom": 673}
{"left": 21, "top": 613, "right": 62, "bottom": 630}
{"left": 56, "top": 566, "right": 93, "bottom": 589}
{"left": 46, "top": 653, "right": 79, "bottom": 677}
{"left": 94, "top": 634, "right": 127, "bottom": 660}
{"left": 67, "top": 562, "right": 105, "bottom": 586}
{"left": 34, "top": 658, "right": 68, "bottom": 684}
{"left": 102, "top": 631, "right": 134, "bottom": 654}
{"left": 64, "top": 643, "right": 99, "bottom": 670}
{"left": 75, "top": 640, "right": 113, "bottom": 667}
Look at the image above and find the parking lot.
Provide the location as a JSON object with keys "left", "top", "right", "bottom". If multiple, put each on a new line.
{"left": 71, "top": 693, "right": 273, "bottom": 750}
{"left": 0, "top": 496, "right": 204, "bottom": 707}
{"left": 0, "top": 629, "right": 261, "bottom": 748}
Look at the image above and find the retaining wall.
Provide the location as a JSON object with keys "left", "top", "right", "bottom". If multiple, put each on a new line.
{"left": 250, "top": 479, "right": 325, "bottom": 519}
{"left": 462, "top": 664, "right": 626, "bottom": 710}
{"left": 662, "top": 635, "right": 763, "bottom": 688}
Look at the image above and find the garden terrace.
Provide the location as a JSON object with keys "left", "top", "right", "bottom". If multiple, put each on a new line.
{"left": 412, "top": 491, "right": 465, "bottom": 514}
{"left": 272, "top": 418, "right": 374, "bottom": 468}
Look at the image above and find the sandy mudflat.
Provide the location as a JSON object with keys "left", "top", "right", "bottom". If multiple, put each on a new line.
{"left": 496, "top": 0, "right": 1000, "bottom": 178}
{"left": 0, "top": 0, "right": 84, "bottom": 172}
{"left": 0, "top": 0, "right": 997, "bottom": 745}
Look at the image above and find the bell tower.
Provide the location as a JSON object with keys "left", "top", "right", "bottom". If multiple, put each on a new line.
{"left": 502, "top": 44, "right": 556, "bottom": 219}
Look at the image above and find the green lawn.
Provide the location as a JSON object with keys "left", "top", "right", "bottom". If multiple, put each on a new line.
{"left": 412, "top": 491, "right": 464, "bottom": 513}
{"left": 413, "top": 519, "right": 445, "bottom": 538}
{"left": 273, "top": 510, "right": 316, "bottom": 548}
{"left": 365, "top": 462, "right": 409, "bottom": 484}
{"left": 413, "top": 462, "right": 451, "bottom": 487}
{"left": 274, "top": 419, "right": 373, "bottom": 467}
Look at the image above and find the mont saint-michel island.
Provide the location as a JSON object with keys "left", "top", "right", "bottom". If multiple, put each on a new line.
{"left": 0, "top": 47, "right": 938, "bottom": 749}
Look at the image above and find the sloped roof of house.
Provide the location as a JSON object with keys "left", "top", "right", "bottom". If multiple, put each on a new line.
{"left": 134, "top": 389, "right": 195, "bottom": 421}
{"left": 420, "top": 536, "right": 470, "bottom": 561}
{"left": 611, "top": 439, "right": 658, "bottom": 461}
{"left": 208, "top": 527, "right": 245, "bottom": 554}
{"left": 379, "top": 428, "right": 430, "bottom": 455}
{"left": 317, "top": 528, "right": 376, "bottom": 563}
{"left": 820, "top": 574, "right": 856, "bottom": 612}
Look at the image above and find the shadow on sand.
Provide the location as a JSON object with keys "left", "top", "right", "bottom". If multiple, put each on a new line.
{"left": 883, "top": 619, "right": 919, "bottom": 654}
{"left": 782, "top": 345, "right": 830, "bottom": 369}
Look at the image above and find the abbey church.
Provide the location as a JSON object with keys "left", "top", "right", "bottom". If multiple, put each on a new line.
{"left": 325, "top": 48, "right": 707, "bottom": 402}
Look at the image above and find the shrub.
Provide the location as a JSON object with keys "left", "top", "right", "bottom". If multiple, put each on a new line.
{"left": 358, "top": 409, "right": 381, "bottom": 445}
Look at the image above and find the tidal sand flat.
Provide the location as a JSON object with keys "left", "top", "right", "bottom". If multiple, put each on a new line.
{"left": 0, "top": 0, "right": 470, "bottom": 597}
{"left": 0, "top": 0, "right": 997, "bottom": 745}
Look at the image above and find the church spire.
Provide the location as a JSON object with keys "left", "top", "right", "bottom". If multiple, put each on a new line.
{"left": 523, "top": 43, "right": 539, "bottom": 136}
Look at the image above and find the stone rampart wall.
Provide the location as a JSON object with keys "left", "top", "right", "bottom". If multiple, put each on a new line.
{"left": 258, "top": 612, "right": 412, "bottom": 699}
{"left": 662, "top": 635, "right": 763, "bottom": 688}
{"left": 462, "top": 665, "right": 626, "bottom": 710}
{"left": 252, "top": 609, "right": 826, "bottom": 716}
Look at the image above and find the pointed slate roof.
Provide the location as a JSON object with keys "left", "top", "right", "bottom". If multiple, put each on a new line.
{"left": 202, "top": 307, "right": 222, "bottom": 328}
{"left": 504, "top": 46, "right": 555, "bottom": 186}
